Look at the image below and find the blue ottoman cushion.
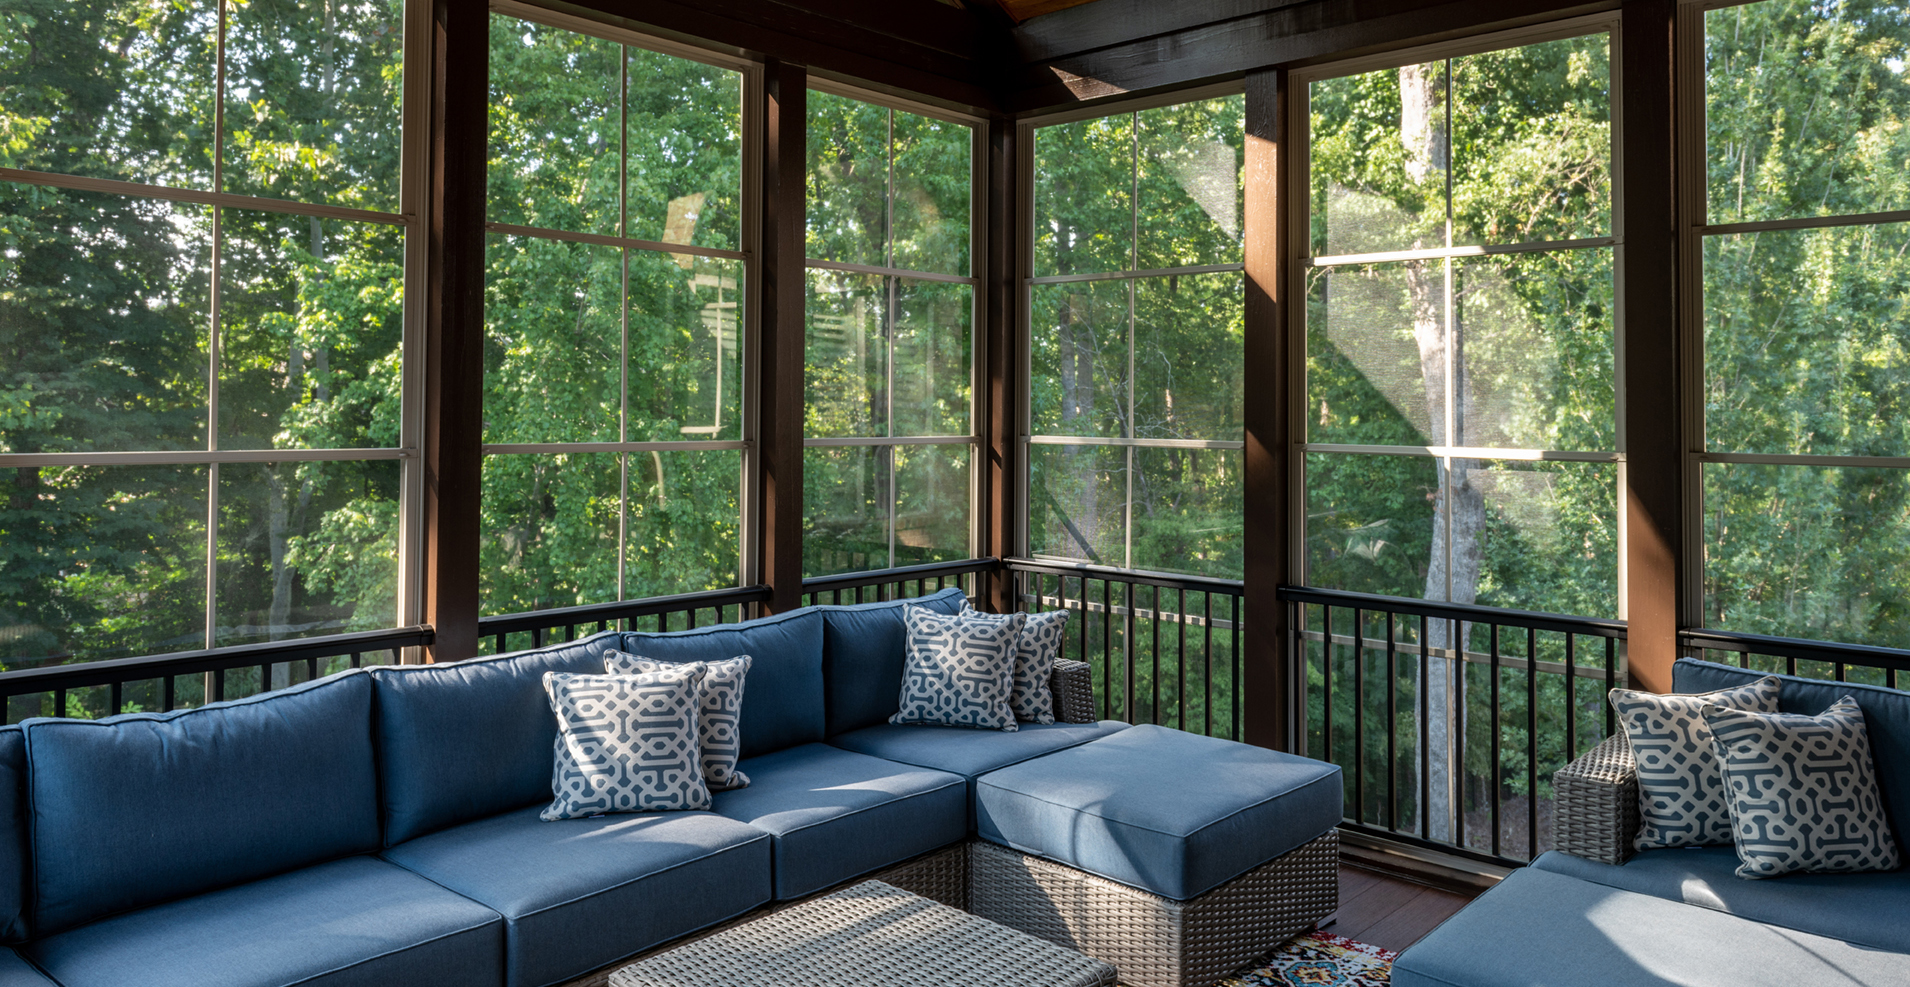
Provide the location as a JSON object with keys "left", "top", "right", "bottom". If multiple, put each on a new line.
{"left": 1531, "top": 847, "right": 1910, "bottom": 953}
{"left": 22, "top": 856, "right": 503, "bottom": 987}
{"left": 382, "top": 807, "right": 771, "bottom": 987}
{"left": 712, "top": 744, "right": 967, "bottom": 900}
{"left": 24, "top": 671, "right": 380, "bottom": 936}
{"left": 0, "top": 951, "right": 51, "bottom": 986}
{"left": 829, "top": 719, "right": 1131, "bottom": 819}
{"left": 975, "top": 724, "right": 1343, "bottom": 900}
{"left": 1392, "top": 865, "right": 1910, "bottom": 987}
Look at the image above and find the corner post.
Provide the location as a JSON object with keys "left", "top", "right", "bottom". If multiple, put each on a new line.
{"left": 758, "top": 59, "right": 808, "bottom": 614}
{"left": 982, "top": 116, "right": 1019, "bottom": 613}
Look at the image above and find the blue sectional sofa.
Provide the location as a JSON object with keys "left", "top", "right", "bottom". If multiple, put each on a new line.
{"left": 0, "top": 589, "right": 1149, "bottom": 987}
{"left": 1392, "top": 658, "right": 1910, "bottom": 987}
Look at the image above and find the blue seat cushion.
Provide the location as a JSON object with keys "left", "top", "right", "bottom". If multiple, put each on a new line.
{"left": 975, "top": 724, "right": 1343, "bottom": 900}
{"left": 829, "top": 719, "right": 1131, "bottom": 821}
{"left": 1674, "top": 657, "right": 1910, "bottom": 848}
{"left": 1531, "top": 847, "right": 1910, "bottom": 953}
{"left": 816, "top": 588, "right": 967, "bottom": 736}
{"left": 620, "top": 608, "right": 825, "bottom": 759}
{"left": 382, "top": 806, "right": 770, "bottom": 987}
{"left": 22, "top": 856, "right": 503, "bottom": 987}
{"left": 1393, "top": 866, "right": 1910, "bottom": 987}
{"left": 371, "top": 633, "right": 623, "bottom": 845}
{"left": 24, "top": 671, "right": 380, "bottom": 936}
{"left": 712, "top": 744, "right": 967, "bottom": 900}
{"left": 0, "top": 951, "right": 52, "bottom": 986}
{"left": 0, "top": 729, "right": 25, "bottom": 944}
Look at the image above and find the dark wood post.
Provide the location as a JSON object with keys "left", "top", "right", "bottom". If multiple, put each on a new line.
{"left": 981, "top": 116, "right": 1018, "bottom": 613}
{"left": 421, "top": 0, "right": 487, "bottom": 662}
{"left": 1620, "top": 0, "right": 1682, "bottom": 692}
{"left": 758, "top": 59, "right": 808, "bottom": 614}
{"left": 1241, "top": 67, "right": 1293, "bottom": 750}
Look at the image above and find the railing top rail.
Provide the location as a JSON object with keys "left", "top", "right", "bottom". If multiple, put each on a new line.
{"left": 1681, "top": 627, "right": 1910, "bottom": 673}
{"left": 477, "top": 586, "right": 773, "bottom": 637}
{"left": 800, "top": 557, "right": 1002, "bottom": 595}
{"left": 0, "top": 625, "right": 435, "bottom": 694}
{"left": 1280, "top": 585, "right": 1627, "bottom": 638}
{"left": 1006, "top": 558, "right": 1245, "bottom": 595}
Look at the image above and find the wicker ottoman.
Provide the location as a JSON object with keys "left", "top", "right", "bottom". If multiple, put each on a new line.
{"left": 970, "top": 725, "right": 1345, "bottom": 987}
{"left": 609, "top": 879, "right": 1118, "bottom": 987}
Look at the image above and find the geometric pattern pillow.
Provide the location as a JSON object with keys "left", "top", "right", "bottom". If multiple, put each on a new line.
{"left": 539, "top": 667, "right": 711, "bottom": 822}
{"left": 1609, "top": 675, "right": 1781, "bottom": 849}
{"left": 1704, "top": 697, "right": 1901, "bottom": 879}
{"left": 890, "top": 605, "right": 1027, "bottom": 732}
{"left": 968, "top": 604, "right": 1068, "bottom": 724}
{"left": 604, "top": 652, "right": 752, "bottom": 792}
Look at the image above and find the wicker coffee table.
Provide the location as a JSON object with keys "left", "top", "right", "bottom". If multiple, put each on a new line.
{"left": 610, "top": 880, "right": 1118, "bottom": 987}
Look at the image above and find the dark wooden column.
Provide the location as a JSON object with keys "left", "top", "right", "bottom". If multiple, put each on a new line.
{"left": 1620, "top": 0, "right": 1682, "bottom": 692}
{"left": 981, "top": 116, "right": 1018, "bottom": 613}
{"left": 421, "top": 0, "right": 487, "bottom": 663}
{"left": 1241, "top": 67, "right": 1293, "bottom": 750}
{"left": 758, "top": 59, "right": 808, "bottom": 614}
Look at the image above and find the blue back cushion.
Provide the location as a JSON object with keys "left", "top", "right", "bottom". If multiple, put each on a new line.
{"left": 0, "top": 728, "right": 25, "bottom": 944}
{"left": 1674, "top": 657, "right": 1910, "bottom": 847}
{"left": 372, "top": 633, "right": 620, "bottom": 846}
{"left": 25, "top": 671, "right": 379, "bottom": 936}
{"left": 817, "top": 589, "right": 967, "bottom": 736}
{"left": 620, "top": 608, "right": 824, "bottom": 759}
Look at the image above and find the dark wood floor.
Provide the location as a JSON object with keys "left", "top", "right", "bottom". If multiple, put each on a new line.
{"left": 1321, "top": 863, "right": 1481, "bottom": 955}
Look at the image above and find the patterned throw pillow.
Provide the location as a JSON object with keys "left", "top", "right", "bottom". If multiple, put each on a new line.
{"left": 604, "top": 652, "right": 752, "bottom": 791}
{"left": 540, "top": 667, "right": 711, "bottom": 822}
{"left": 1704, "top": 697, "right": 1901, "bottom": 879}
{"left": 967, "top": 604, "right": 1069, "bottom": 724}
{"left": 891, "top": 606, "right": 1027, "bottom": 732}
{"left": 1609, "top": 676, "right": 1781, "bottom": 849}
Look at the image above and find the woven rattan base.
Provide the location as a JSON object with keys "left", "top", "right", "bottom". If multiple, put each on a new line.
{"left": 1553, "top": 733, "right": 1640, "bottom": 866}
{"left": 610, "top": 880, "right": 1118, "bottom": 987}
{"left": 551, "top": 842, "right": 970, "bottom": 987}
{"left": 968, "top": 831, "right": 1340, "bottom": 987}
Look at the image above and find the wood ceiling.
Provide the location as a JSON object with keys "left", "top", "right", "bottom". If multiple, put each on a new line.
{"left": 990, "top": 0, "right": 1104, "bottom": 22}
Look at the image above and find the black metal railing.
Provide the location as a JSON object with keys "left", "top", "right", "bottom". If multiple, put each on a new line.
{"left": 1283, "top": 586, "right": 1627, "bottom": 868}
{"left": 1008, "top": 559, "right": 1245, "bottom": 741}
{"left": 801, "top": 558, "right": 998, "bottom": 606}
{"left": 1681, "top": 628, "right": 1910, "bottom": 691}
{"left": 476, "top": 586, "right": 773, "bottom": 656}
{"left": 0, "top": 625, "right": 435, "bottom": 724}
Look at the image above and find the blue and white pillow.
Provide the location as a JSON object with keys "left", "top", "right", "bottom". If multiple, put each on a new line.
{"left": 1704, "top": 697, "right": 1900, "bottom": 879}
{"left": 1609, "top": 676, "right": 1781, "bottom": 849}
{"left": 605, "top": 651, "right": 752, "bottom": 791}
{"left": 891, "top": 606, "right": 1027, "bottom": 732}
{"left": 540, "top": 666, "right": 711, "bottom": 821}
{"left": 968, "top": 604, "right": 1069, "bottom": 724}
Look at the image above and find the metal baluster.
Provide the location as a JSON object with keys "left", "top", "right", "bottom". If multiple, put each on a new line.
{"left": 1231, "top": 593, "right": 1241, "bottom": 742}
{"left": 1354, "top": 608, "right": 1365, "bottom": 826}
{"left": 53, "top": 688, "right": 66, "bottom": 718}
{"left": 1177, "top": 587, "right": 1187, "bottom": 732}
{"left": 1566, "top": 634, "right": 1578, "bottom": 761}
{"left": 1420, "top": 613, "right": 1430, "bottom": 840}
{"left": 1203, "top": 592, "right": 1214, "bottom": 737}
{"left": 1490, "top": 623, "right": 1501, "bottom": 858}
{"left": 164, "top": 675, "right": 177, "bottom": 712}
{"left": 495, "top": 633, "right": 507, "bottom": 655}
{"left": 1386, "top": 610, "right": 1397, "bottom": 832}
{"left": 110, "top": 681, "right": 123, "bottom": 717}
{"left": 259, "top": 663, "right": 271, "bottom": 695}
{"left": 1103, "top": 580, "right": 1115, "bottom": 721}
{"left": 1123, "top": 581, "right": 1137, "bottom": 724}
{"left": 1836, "top": 661, "right": 1847, "bottom": 682}
{"left": 213, "top": 669, "right": 226, "bottom": 704}
{"left": 1453, "top": 617, "right": 1466, "bottom": 849}
{"left": 688, "top": 608, "right": 698, "bottom": 630}
{"left": 1527, "top": 625, "right": 1538, "bottom": 860}
{"left": 1150, "top": 584, "right": 1160, "bottom": 726}
{"left": 1604, "top": 637, "right": 1617, "bottom": 737}
{"left": 1322, "top": 606, "right": 1334, "bottom": 778}
{"left": 531, "top": 628, "right": 545, "bottom": 648}
{"left": 351, "top": 652, "right": 363, "bottom": 670}
{"left": 1786, "top": 655, "right": 1796, "bottom": 677}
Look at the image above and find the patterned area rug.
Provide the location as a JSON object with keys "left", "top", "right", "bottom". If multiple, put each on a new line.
{"left": 1219, "top": 930, "right": 1397, "bottom": 987}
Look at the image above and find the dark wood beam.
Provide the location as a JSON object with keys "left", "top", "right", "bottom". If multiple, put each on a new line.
{"left": 1010, "top": 0, "right": 1614, "bottom": 113}
{"left": 1240, "top": 66, "right": 1291, "bottom": 750}
{"left": 1620, "top": 0, "right": 1680, "bottom": 692}
{"left": 421, "top": 0, "right": 487, "bottom": 663}
{"left": 1013, "top": 0, "right": 1312, "bottom": 62}
{"left": 981, "top": 116, "right": 1019, "bottom": 613}
{"left": 538, "top": 0, "right": 1005, "bottom": 113}
{"left": 758, "top": 59, "right": 808, "bottom": 615}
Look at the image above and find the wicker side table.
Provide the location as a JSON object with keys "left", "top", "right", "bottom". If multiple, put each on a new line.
{"left": 969, "top": 831, "right": 1339, "bottom": 987}
{"left": 610, "top": 879, "right": 1118, "bottom": 987}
